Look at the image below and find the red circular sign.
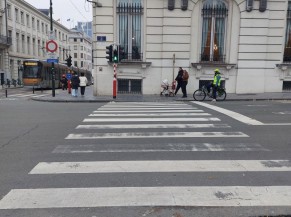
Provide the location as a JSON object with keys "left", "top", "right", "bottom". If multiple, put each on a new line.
{"left": 46, "top": 40, "right": 58, "bottom": 52}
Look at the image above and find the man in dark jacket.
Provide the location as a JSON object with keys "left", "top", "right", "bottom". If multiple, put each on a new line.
{"left": 174, "top": 67, "right": 184, "bottom": 96}
{"left": 70, "top": 73, "right": 80, "bottom": 97}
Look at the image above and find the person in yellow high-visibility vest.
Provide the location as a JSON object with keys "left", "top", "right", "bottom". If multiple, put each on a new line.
{"left": 207, "top": 68, "right": 221, "bottom": 102}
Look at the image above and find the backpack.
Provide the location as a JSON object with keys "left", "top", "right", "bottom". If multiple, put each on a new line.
{"left": 182, "top": 70, "right": 189, "bottom": 80}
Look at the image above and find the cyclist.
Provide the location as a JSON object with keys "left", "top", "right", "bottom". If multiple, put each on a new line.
{"left": 207, "top": 68, "right": 222, "bottom": 102}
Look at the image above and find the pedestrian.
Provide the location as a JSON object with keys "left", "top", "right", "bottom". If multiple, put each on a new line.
{"left": 79, "top": 72, "right": 88, "bottom": 96}
{"left": 207, "top": 68, "right": 222, "bottom": 102}
{"left": 70, "top": 72, "right": 80, "bottom": 97}
{"left": 181, "top": 69, "right": 189, "bottom": 98}
{"left": 174, "top": 67, "right": 184, "bottom": 96}
{"left": 60, "top": 74, "right": 68, "bottom": 90}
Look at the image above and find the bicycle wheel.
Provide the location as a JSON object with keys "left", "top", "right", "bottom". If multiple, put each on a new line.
{"left": 193, "top": 89, "right": 206, "bottom": 101}
{"left": 216, "top": 89, "right": 227, "bottom": 101}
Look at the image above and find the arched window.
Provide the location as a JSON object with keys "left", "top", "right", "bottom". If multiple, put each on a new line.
{"left": 201, "top": 0, "right": 228, "bottom": 62}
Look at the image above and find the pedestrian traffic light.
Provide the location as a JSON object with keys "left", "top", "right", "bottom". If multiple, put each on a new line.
{"left": 113, "top": 47, "right": 118, "bottom": 63}
{"left": 106, "top": 45, "right": 113, "bottom": 62}
{"left": 66, "top": 55, "right": 72, "bottom": 67}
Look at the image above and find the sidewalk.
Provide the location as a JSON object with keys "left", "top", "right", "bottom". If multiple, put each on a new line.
{"left": 31, "top": 86, "right": 291, "bottom": 103}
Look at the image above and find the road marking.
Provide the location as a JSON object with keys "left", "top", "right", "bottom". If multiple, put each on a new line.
{"left": 93, "top": 109, "right": 203, "bottom": 113}
{"left": 89, "top": 113, "right": 211, "bottom": 117}
{"left": 76, "top": 123, "right": 230, "bottom": 129}
{"left": 98, "top": 107, "right": 196, "bottom": 110}
{"left": 83, "top": 117, "right": 221, "bottom": 122}
{"left": 65, "top": 131, "right": 248, "bottom": 139}
{"left": 192, "top": 101, "right": 264, "bottom": 125}
{"left": 53, "top": 143, "right": 269, "bottom": 153}
{"left": 1, "top": 186, "right": 291, "bottom": 208}
{"left": 30, "top": 159, "right": 288, "bottom": 174}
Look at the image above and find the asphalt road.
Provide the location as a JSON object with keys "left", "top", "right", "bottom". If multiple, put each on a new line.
{"left": 0, "top": 98, "right": 291, "bottom": 217}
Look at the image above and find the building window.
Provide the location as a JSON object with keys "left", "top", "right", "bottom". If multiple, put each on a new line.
{"left": 21, "top": 35, "right": 25, "bottom": 53}
{"left": 41, "top": 23, "right": 44, "bottom": 33}
{"left": 284, "top": 2, "right": 291, "bottom": 63}
{"left": 74, "top": 53, "right": 77, "bottom": 58}
{"left": 74, "top": 38, "right": 77, "bottom": 42}
{"left": 16, "top": 33, "right": 20, "bottom": 52}
{"left": 81, "top": 61, "right": 84, "bottom": 67}
{"left": 27, "top": 36, "right": 30, "bottom": 54}
{"left": 201, "top": 0, "right": 228, "bottom": 62}
{"left": 8, "top": 30, "right": 12, "bottom": 51}
{"left": 117, "top": 0, "right": 143, "bottom": 61}
{"left": 32, "top": 17, "right": 35, "bottom": 29}
{"left": 7, "top": 4, "right": 11, "bottom": 18}
{"left": 37, "top": 20, "right": 40, "bottom": 31}
{"left": 74, "top": 61, "right": 78, "bottom": 67}
{"left": 26, "top": 14, "right": 30, "bottom": 27}
{"left": 32, "top": 38, "right": 36, "bottom": 56}
{"left": 74, "top": 45, "right": 78, "bottom": 50}
{"left": 20, "top": 11, "right": 24, "bottom": 24}
{"left": 15, "top": 8, "right": 19, "bottom": 22}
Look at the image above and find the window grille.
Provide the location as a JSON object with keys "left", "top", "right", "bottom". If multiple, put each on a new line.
{"left": 283, "top": 3, "right": 291, "bottom": 63}
{"left": 118, "top": 79, "right": 142, "bottom": 94}
{"left": 283, "top": 81, "right": 291, "bottom": 91}
{"left": 201, "top": 2, "right": 228, "bottom": 63}
{"left": 117, "top": 1, "right": 143, "bottom": 61}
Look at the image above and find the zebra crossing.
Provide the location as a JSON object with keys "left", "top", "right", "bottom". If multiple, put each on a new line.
{"left": 0, "top": 102, "right": 290, "bottom": 211}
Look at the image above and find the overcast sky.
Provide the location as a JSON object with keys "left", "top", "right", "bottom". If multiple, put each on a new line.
{"left": 24, "top": 0, "right": 92, "bottom": 29}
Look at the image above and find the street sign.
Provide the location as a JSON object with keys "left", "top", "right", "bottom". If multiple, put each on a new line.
{"left": 66, "top": 73, "right": 72, "bottom": 80}
{"left": 46, "top": 40, "right": 58, "bottom": 52}
{"left": 49, "top": 31, "right": 55, "bottom": 40}
{"left": 47, "top": 59, "right": 58, "bottom": 63}
{"left": 47, "top": 52, "right": 57, "bottom": 59}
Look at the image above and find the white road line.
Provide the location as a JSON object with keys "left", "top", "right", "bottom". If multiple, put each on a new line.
{"left": 31, "top": 94, "right": 50, "bottom": 98}
{"left": 102, "top": 105, "right": 193, "bottom": 108}
{"left": 93, "top": 110, "right": 203, "bottom": 113}
{"left": 52, "top": 143, "right": 269, "bottom": 153}
{"left": 65, "top": 131, "right": 248, "bottom": 139}
{"left": 192, "top": 101, "right": 265, "bottom": 125}
{"left": 30, "top": 160, "right": 288, "bottom": 174}
{"left": 76, "top": 123, "right": 230, "bottom": 129}
{"left": 89, "top": 113, "right": 211, "bottom": 117}
{"left": 9, "top": 94, "right": 36, "bottom": 98}
{"left": 98, "top": 107, "right": 196, "bottom": 110}
{"left": 83, "top": 117, "right": 221, "bottom": 122}
{"left": 1, "top": 186, "right": 291, "bottom": 208}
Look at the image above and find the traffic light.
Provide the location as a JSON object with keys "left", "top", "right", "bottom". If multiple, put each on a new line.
{"left": 66, "top": 55, "right": 72, "bottom": 67}
{"left": 106, "top": 45, "right": 113, "bottom": 62}
{"left": 113, "top": 47, "right": 118, "bottom": 63}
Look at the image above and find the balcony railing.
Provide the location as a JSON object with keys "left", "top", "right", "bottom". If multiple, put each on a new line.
{"left": 0, "top": 35, "right": 12, "bottom": 46}
{"left": 120, "top": 52, "right": 143, "bottom": 62}
{"left": 200, "top": 54, "right": 226, "bottom": 63}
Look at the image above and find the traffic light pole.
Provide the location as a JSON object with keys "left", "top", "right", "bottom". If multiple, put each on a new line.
{"left": 50, "top": 0, "right": 55, "bottom": 97}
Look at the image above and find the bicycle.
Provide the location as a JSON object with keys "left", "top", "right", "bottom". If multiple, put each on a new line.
{"left": 193, "top": 85, "right": 227, "bottom": 101}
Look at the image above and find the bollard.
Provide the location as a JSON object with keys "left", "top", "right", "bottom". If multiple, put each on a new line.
{"left": 5, "top": 89, "right": 7, "bottom": 98}
{"left": 113, "top": 64, "right": 117, "bottom": 99}
{"left": 33, "top": 85, "right": 35, "bottom": 94}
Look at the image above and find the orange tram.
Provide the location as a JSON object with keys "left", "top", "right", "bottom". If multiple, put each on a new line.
{"left": 22, "top": 59, "right": 92, "bottom": 89}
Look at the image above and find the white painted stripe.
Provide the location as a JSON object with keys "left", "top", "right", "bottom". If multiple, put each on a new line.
{"left": 76, "top": 124, "right": 230, "bottom": 129}
{"left": 98, "top": 107, "right": 196, "bottom": 110}
{"left": 83, "top": 117, "right": 221, "bottom": 122}
{"left": 30, "top": 160, "right": 288, "bottom": 174}
{"left": 263, "top": 123, "right": 291, "bottom": 126}
{"left": 31, "top": 94, "right": 50, "bottom": 98}
{"left": 65, "top": 132, "right": 248, "bottom": 139}
{"left": 10, "top": 94, "right": 36, "bottom": 98}
{"left": 1, "top": 186, "right": 291, "bottom": 208}
{"left": 52, "top": 143, "right": 269, "bottom": 153}
{"left": 89, "top": 113, "right": 211, "bottom": 117}
{"left": 106, "top": 102, "right": 189, "bottom": 106}
{"left": 102, "top": 105, "right": 193, "bottom": 108}
{"left": 192, "top": 101, "right": 264, "bottom": 125}
{"left": 93, "top": 109, "right": 203, "bottom": 113}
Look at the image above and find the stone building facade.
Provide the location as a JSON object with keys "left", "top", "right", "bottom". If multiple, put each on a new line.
{"left": 92, "top": 0, "right": 291, "bottom": 95}
{"left": 0, "top": 0, "right": 71, "bottom": 85}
